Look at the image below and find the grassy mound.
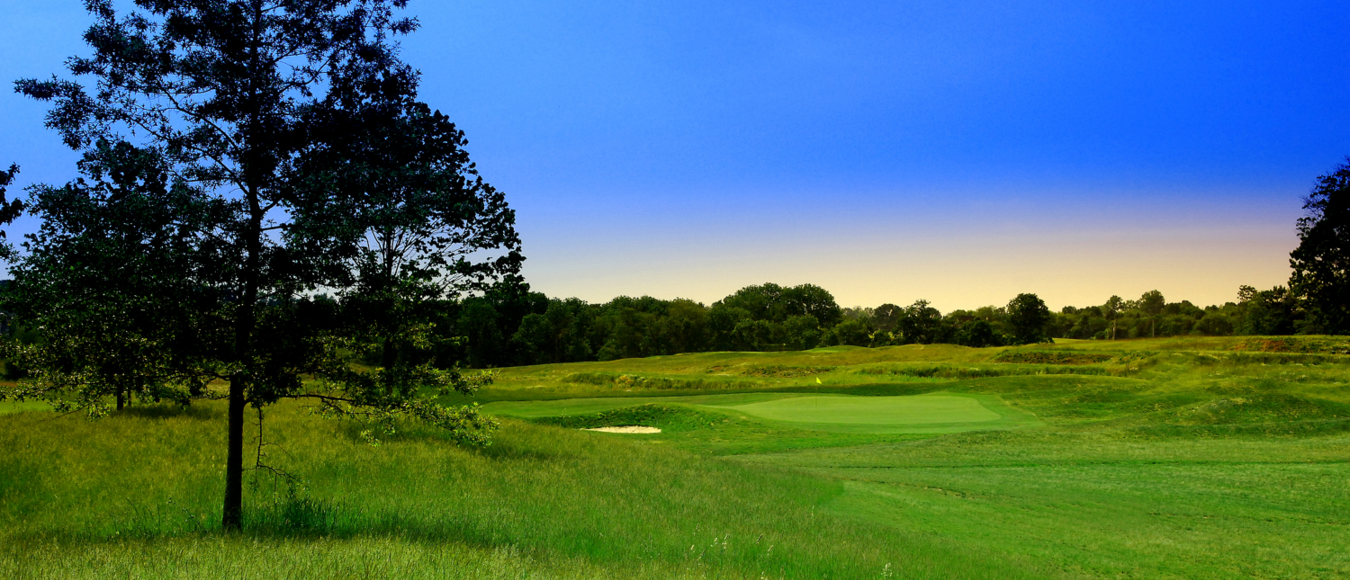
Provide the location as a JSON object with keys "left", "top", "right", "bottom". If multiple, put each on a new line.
{"left": 993, "top": 350, "right": 1115, "bottom": 364}
{"left": 1176, "top": 393, "right": 1350, "bottom": 425}
{"left": 715, "top": 394, "right": 1001, "bottom": 426}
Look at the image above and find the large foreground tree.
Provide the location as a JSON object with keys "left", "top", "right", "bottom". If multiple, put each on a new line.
{"left": 1290, "top": 158, "right": 1350, "bottom": 334}
{"left": 8, "top": 0, "right": 516, "bottom": 529}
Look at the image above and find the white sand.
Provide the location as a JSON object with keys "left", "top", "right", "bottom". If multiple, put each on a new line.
{"left": 583, "top": 426, "right": 662, "bottom": 434}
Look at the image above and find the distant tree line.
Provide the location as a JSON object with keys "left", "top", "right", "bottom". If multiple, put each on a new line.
{"left": 427, "top": 156, "right": 1350, "bottom": 367}
{"left": 280, "top": 278, "right": 1316, "bottom": 369}
{"left": 0, "top": 277, "right": 1333, "bottom": 372}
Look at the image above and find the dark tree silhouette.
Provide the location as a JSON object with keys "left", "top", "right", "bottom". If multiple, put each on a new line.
{"left": 1290, "top": 158, "right": 1350, "bottom": 334}
{"left": 1006, "top": 293, "right": 1052, "bottom": 345}
{"left": 9, "top": 0, "right": 514, "bottom": 529}
{"left": 0, "top": 164, "right": 23, "bottom": 249}
{"left": 1140, "top": 290, "right": 1165, "bottom": 338}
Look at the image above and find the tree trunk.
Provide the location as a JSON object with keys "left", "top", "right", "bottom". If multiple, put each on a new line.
{"left": 116, "top": 387, "right": 124, "bottom": 411}
{"left": 224, "top": 4, "right": 266, "bottom": 531}
{"left": 379, "top": 229, "right": 397, "bottom": 395}
{"left": 382, "top": 335, "right": 396, "bottom": 396}
{"left": 223, "top": 372, "right": 246, "bottom": 530}
{"left": 224, "top": 211, "right": 261, "bottom": 530}
{"left": 223, "top": 212, "right": 259, "bottom": 530}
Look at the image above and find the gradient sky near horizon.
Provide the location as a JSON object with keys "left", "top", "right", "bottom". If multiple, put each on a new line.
{"left": 2, "top": 1, "right": 1348, "bottom": 311}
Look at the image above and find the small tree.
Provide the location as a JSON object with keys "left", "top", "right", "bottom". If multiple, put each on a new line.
{"left": 871, "top": 303, "right": 902, "bottom": 334}
{"left": 1103, "top": 295, "right": 1124, "bottom": 340}
{"left": 1006, "top": 293, "right": 1051, "bottom": 345}
{"left": 1290, "top": 158, "right": 1350, "bottom": 334}
{"left": 896, "top": 299, "right": 943, "bottom": 345}
{"left": 1139, "top": 290, "right": 1165, "bottom": 338}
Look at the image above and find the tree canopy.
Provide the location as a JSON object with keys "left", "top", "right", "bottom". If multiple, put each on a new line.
{"left": 6, "top": 0, "right": 516, "bottom": 530}
{"left": 1290, "top": 158, "right": 1350, "bottom": 334}
{"left": 0, "top": 164, "right": 23, "bottom": 247}
{"left": 1006, "top": 293, "right": 1051, "bottom": 345}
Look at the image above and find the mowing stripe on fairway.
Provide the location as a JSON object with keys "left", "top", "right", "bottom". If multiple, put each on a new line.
{"left": 707, "top": 394, "right": 1001, "bottom": 426}
{"left": 484, "top": 392, "right": 1042, "bottom": 434}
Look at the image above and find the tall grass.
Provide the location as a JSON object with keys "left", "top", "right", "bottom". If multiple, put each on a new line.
{"left": 0, "top": 401, "right": 1039, "bottom": 579}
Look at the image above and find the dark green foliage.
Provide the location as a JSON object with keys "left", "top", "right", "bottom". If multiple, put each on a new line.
{"left": 823, "top": 318, "right": 872, "bottom": 347}
{"left": 953, "top": 319, "right": 1003, "bottom": 347}
{"left": 1005, "top": 293, "right": 1051, "bottom": 345}
{"left": 476, "top": 283, "right": 839, "bottom": 362}
{"left": 594, "top": 297, "right": 666, "bottom": 360}
{"left": 448, "top": 276, "right": 548, "bottom": 367}
{"left": 872, "top": 303, "right": 902, "bottom": 332}
{"left": 1, "top": 141, "right": 228, "bottom": 414}
{"left": 781, "top": 315, "right": 823, "bottom": 351}
{"left": 1139, "top": 290, "right": 1165, "bottom": 338}
{"left": 512, "top": 298, "right": 594, "bottom": 365}
{"left": 1236, "top": 285, "right": 1301, "bottom": 335}
{"left": 707, "top": 303, "right": 753, "bottom": 351}
{"left": 715, "top": 283, "right": 842, "bottom": 327}
{"left": 728, "top": 319, "right": 780, "bottom": 352}
{"left": 1053, "top": 295, "right": 1250, "bottom": 340}
{"left": 1290, "top": 158, "right": 1350, "bottom": 334}
{"left": 1194, "top": 311, "right": 1235, "bottom": 335}
{"left": 894, "top": 299, "right": 945, "bottom": 345}
{"left": 8, "top": 0, "right": 511, "bottom": 529}
{"left": 445, "top": 277, "right": 1342, "bottom": 369}
{"left": 1103, "top": 295, "right": 1124, "bottom": 339}
{"left": 0, "top": 164, "right": 24, "bottom": 259}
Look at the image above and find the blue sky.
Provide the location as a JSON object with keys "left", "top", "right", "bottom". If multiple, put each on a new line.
{"left": 2, "top": 1, "right": 1347, "bottom": 310}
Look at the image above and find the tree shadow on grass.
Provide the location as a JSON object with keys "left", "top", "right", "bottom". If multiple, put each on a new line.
{"left": 320, "top": 416, "right": 572, "bottom": 463}
{"left": 119, "top": 403, "right": 222, "bottom": 420}
{"left": 7, "top": 497, "right": 534, "bottom": 550}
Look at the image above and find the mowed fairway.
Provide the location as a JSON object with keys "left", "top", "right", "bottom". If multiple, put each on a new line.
{"left": 486, "top": 392, "right": 1038, "bottom": 434}
{"left": 710, "top": 394, "right": 1007, "bottom": 433}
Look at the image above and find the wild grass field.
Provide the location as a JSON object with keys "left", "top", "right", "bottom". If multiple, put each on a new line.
{"left": 2, "top": 336, "right": 1349, "bottom": 578}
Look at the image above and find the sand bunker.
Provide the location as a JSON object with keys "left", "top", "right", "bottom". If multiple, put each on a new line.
{"left": 584, "top": 426, "right": 662, "bottom": 434}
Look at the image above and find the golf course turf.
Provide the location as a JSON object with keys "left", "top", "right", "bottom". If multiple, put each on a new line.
{"left": 2, "top": 336, "right": 1349, "bottom": 578}
{"left": 487, "top": 392, "right": 1040, "bottom": 434}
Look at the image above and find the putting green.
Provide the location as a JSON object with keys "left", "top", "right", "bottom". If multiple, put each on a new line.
{"left": 484, "top": 392, "right": 1041, "bottom": 434}
{"left": 713, "top": 395, "right": 1000, "bottom": 426}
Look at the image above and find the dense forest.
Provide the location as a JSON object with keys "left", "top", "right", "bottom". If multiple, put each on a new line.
{"left": 336, "top": 278, "right": 1312, "bottom": 369}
